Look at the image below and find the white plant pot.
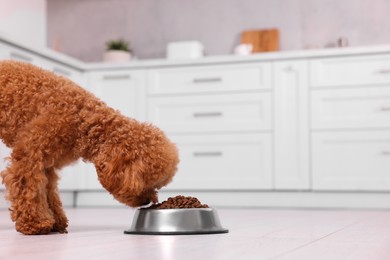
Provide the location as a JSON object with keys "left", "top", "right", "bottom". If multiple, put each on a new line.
{"left": 103, "top": 50, "right": 131, "bottom": 62}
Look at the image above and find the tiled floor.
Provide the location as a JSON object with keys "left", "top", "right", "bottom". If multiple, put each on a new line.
{"left": 1, "top": 207, "right": 390, "bottom": 259}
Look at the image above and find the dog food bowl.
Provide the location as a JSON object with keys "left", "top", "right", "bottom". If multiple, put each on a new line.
{"left": 124, "top": 208, "right": 228, "bottom": 235}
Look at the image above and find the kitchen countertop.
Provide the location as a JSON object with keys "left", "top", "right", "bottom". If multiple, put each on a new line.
{"left": 0, "top": 34, "right": 85, "bottom": 70}
{"left": 1, "top": 34, "right": 390, "bottom": 71}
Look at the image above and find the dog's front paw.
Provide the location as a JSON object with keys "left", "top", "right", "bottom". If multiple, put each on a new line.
{"left": 15, "top": 218, "right": 55, "bottom": 235}
{"left": 51, "top": 223, "right": 68, "bottom": 234}
{"left": 51, "top": 212, "right": 69, "bottom": 234}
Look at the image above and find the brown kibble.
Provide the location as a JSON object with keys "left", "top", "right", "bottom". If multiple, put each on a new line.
{"left": 146, "top": 195, "right": 209, "bottom": 209}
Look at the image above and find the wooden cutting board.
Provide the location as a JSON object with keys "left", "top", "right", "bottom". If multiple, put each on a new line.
{"left": 241, "top": 29, "right": 279, "bottom": 53}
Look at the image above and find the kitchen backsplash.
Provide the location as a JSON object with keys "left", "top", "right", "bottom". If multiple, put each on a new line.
{"left": 47, "top": 0, "right": 390, "bottom": 61}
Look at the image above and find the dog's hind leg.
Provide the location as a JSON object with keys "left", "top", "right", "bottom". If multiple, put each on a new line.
{"left": 45, "top": 167, "right": 68, "bottom": 233}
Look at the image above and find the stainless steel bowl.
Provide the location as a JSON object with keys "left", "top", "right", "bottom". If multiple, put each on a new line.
{"left": 124, "top": 208, "right": 228, "bottom": 235}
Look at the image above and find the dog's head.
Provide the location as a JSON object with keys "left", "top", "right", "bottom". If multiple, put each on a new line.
{"left": 94, "top": 123, "right": 179, "bottom": 207}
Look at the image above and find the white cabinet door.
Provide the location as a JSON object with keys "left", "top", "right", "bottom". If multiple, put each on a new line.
{"left": 43, "top": 60, "right": 85, "bottom": 86}
{"left": 273, "top": 60, "right": 310, "bottom": 190}
{"left": 0, "top": 42, "right": 8, "bottom": 60}
{"left": 83, "top": 70, "right": 146, "bottom": 190}
{"left": 76, "top": 163, "right": 101, "bottom": 190}
{"left": 1, "top": 137, "right": 86, "bottom": 192}
{"left": 148, "top": 92, "right": 272, "bottom": 134}
{"left": 88, "top": 70, "right": 145, "bottom": 120}
{"left": 50, "top": 64, "right": 86, "bottom": 191}
{"left": 311, "top": 86, "right": 390, "bottom": 130}
{"left": 310, "top": 55, "right": 390, "bottom": 88}
{"left": 0, "top": 141, "right": 87, "bottom": 191}
{"left": 312, "top": 131, "right": 390, "bottom": 191}
{"left": 0, "top": 42, "right": 45, "bottom": 65}
{"left": 147, "top": 63, "right": 272, "bottom": 94}
{"left": 164, "top": 133, "right": 273, "bottom": 190}
{"left": 0, "top": 42, "right": 85, "bottom": 87}
{"left": 58, "top": 160, "right": 88, "bottom": 190}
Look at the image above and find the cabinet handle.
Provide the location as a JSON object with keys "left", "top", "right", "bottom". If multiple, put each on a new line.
{"left": 382, "top": 150, "right": 390, "bottom": 155}
{"left": 53, "top": 67, "right": 71, "bottom": 77}
{"left": 193, "top": 112, "right": 223, "bottom": 118}
{"left": 192, "top": 77, "right": 222, "bottom": 84}
{"left": 380, "top": 105, "right": 390, "bottom": 111}
{"left": 376, "top": 69, "right": 390, "bottom": 74}
{"left": 193, "top": 151, "right": 223, "bottom": 157}
{"left": 103, "top": 74, "right": 131, "bottom": 80}
{"left": 283, "top": 65, "right": 294, "bottom": 72}
{"left": 10, "top": 52, "right": 33, "bottom": 63}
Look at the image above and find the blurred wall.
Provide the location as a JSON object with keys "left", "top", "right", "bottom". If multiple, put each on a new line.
{"left": 0, "top": 0, "right": 46, "bottom": 47}
{"left": 47, "top": 0, "right": 390, "bottom": 62}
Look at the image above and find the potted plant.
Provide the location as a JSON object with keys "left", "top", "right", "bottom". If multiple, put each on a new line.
{"left": 103, "top": 39, "right": 132, "bottom": 62}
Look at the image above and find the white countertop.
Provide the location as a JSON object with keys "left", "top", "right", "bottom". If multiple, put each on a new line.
{"left": 86, "top": 45, "right": 390, "bottom": 71}
{"left": 0, "top": 33, "right": 85, "bottom": 70}
{"left": 1, "top": 34, "right": 390, "bottom": 71}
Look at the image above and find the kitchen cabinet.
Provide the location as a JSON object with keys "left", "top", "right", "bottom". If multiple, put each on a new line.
{"left": 148, "top": 92, "right": 272, "bottom": 134}
{"left": 41, "top": 63, "right": 85, "bottom": 191}
{"left": 88, "top": 70, "right": 146, "bottom": 120}
{"left": 310, "top": 54, "right": 390, "bottom": 87}
{"left": 0, "top": 42, "right": 8, "bottom": 59}
{"left": 0, "top": 41, "right": 45, "bottom": 65}
{"left": 81, "top": 70, "right": 146, "bottom": 190}
{"left": 0, "top": 41, "right": 84, "bottom": 86}
{"left": 2, "top": 33, "right": 390, "bottom": 208}
{"left": 273, "top": 60, "right": 310, "bottom": 190}
{"left": 147, "top": 63, "right": 272, "bottom": 94}
{"left": 0, "top": 142, "right": 84, "bottom": 192}
{"left": 57, "top": 160, "right": 88, "bottom": 190}
{"left": 44, "top": 61, "right": 85, "bottom": 86}
{"left": 312, "top": 131, "right": 390, "bottom": 191}
{"left": 0, "top": 41, "right": 85, "bottom": 192}
{"left": 168, "top": 133, "right": 272, "bottom": 190}
{"left": 146, "top": 63, "right": 273, "bottom": 190}
{"left": 311, "top": 86, "right": 390, "bottom": 130}
{"left": 310, "top": 55, "right": 390, "bottom": 191}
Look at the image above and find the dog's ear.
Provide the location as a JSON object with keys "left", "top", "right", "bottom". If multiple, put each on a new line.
{"left": 118, "top": 159, "right": 145, "bottom": 196}
{"left": 96, "top": 152, "right": 145, "bottom": 197}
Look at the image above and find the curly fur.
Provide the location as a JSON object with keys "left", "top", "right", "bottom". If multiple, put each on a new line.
{"left": 0, "top": 60, "right": 179, "bottom": 235}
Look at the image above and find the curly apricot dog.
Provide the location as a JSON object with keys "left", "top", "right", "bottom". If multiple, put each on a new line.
{"left": 0, "top": 60, "right": 179, "bottom": 235}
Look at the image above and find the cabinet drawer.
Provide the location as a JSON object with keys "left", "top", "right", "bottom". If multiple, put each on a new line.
{"left": 0, "top": 42, "right": 84, "bottom": 85}
{"left": 312, "top": 131, "right": 390, "bottom": 191}
{"left": 59, "top": 160, "right": 87, "bottom": 190}
{"left": 147, "top": 92, "right": 272, "bottom": 133}
{"left": 147, "top": 63, "right": 271, "bottom": 94}
{"left": 0, "top": 42, "right": 45, "bottom": 66}
{"left": 166, "top": 133, "right": 272, "bottom": 190}
{"left": 88, "top": 70, "right": 145, "bottom": 120}
{"left": 41, "top": 60, "right": 84, "bottom": 85}
{"left": 311, "top": 86, "right": 390, "bottom": 130}
{"left": 49, "top": 63, "right": 83, "bottom": 83}
{"left": 0, "top": 42, "right": 8, "bottom": 60}
{"left": 311, "top": 55, "right": 390, "bottom": 87}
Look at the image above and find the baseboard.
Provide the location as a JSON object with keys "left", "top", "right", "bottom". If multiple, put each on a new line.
{"left": 75, "top": 191, "right": 122, "bottom": 207}
{"left": 158, "top": 190, "right": 390, "bottom": 209}
{"left": 59, "top": 192, "right": 75, "bottom": 208}
{"left": 2, "top": 190, "right": 390, "bottom": 210}
{"left": 67, "top": 190, "right": 390, "bottom": 209}
{"left": 0, "top": 190, "right": 8, "bottom": 209}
